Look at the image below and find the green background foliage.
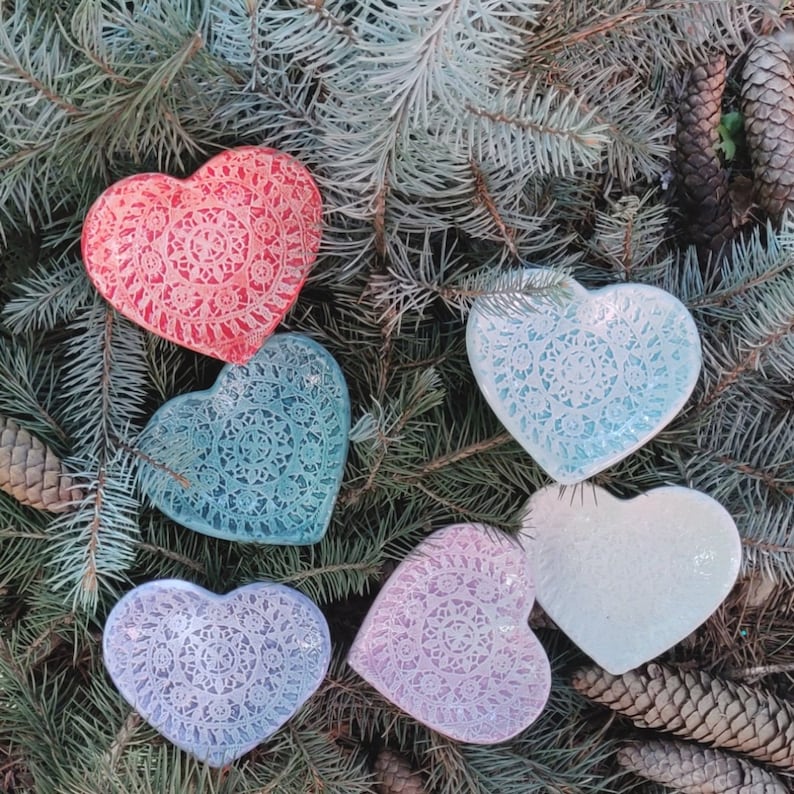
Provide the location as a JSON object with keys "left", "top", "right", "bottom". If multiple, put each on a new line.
{"left": 0, "top": 0, "right": 792, "bottom": 791}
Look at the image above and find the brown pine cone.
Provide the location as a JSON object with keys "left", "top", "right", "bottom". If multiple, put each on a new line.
{"left": 741, "top": 37, "right": 794, "bottom": 220}
{"left": 373, "top": 748, "right": 428, "bottom": 794}
{"left": 572, "top": 662, "right": 794, "bottom": 771}
{"left": 675, "top": 55, "right": 734, "bottom": 262}
{"left": 0, "top": 416, "right": 81, "bottom": 512}
{"left": 618, "top": 739, "right": 788, "bottom": 793}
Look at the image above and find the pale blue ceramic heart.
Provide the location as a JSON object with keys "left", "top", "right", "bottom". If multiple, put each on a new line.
{"left": 467, "top": 269, "right": 701, "bottom": 484}
{"left": 103, "top": 579, "right": 331, "bottom": 766}
{"left": 137, "top": 333, "right": 350, "bottom": 544}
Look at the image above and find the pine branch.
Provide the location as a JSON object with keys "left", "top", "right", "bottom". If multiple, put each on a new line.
{"left": 699, "top": 312, "right": 794, "bottom": 409}
{"left": 535, "top": 1, "right": 767, "bottom": 71}
{"left": 409, "top": 431, "right": 514, "bottom": 477}
{"left": 240, "top": 527, "right": 390, "bottom": 605}
{"left": 354, "top": 0, "right": 541, "bottom": 127}
{"left": 2, "top": 256, "right": 93, "bottom": 333}
{"left": 45, "top": 454, "right": 140, "bottom": 611}
{"left": 0, "top": 336, "right": 67, "bottom": 449}
{"left": 470, "top": 158, "right": 519, "bottom": 258}
{"left": 341, "top": 367, "right": 446, "bottom": 506}
{"left": 588, "top": 192, "right": 671, "bottom": 279}
{"left": 58, "top": 298, "right": 148, "bottom": 453}
{"left": 460, "top": 77, "right": 608, "bottom": 176}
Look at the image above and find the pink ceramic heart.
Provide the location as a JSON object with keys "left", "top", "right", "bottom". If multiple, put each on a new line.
{"left": 348, "top": 524, "right": 551, "bottom": 744}
{"left": 82, "top": 147, "right": 322, "bottom": 364}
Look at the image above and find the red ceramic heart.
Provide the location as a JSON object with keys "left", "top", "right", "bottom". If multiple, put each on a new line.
{"left": 82, "top": 147, "right": 322, "bottom": 364}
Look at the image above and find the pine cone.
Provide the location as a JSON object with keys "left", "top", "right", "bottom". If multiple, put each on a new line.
{"left": 741, "top": 37, "right": 794, "bottom": 220}
{"left": 571, "top": 662, "right": 794, "bottom": 771}
{"left": 618, "top": 739, "right": 788, "bottom": 793}
{"left": 675, "top": 55, "right": 734, "bottom": 262}
{"left": 0, "top": 417, "right": 81, "bottom": 512}
{"left": 373, "top": 749, "right": 428, "bottom": 794}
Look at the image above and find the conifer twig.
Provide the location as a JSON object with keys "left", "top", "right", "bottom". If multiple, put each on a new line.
{"left": 135, "top": 541, "right": 207, "bottom": 574}
{"left": 741, "top": 537, "right": 794, "bottom": 555}
{"left": 470, "top": 158, "right": 518, "bottom": 258}
{"left": 699, "top": 315, "right": 794, "bottom": 408}
{"left": 554, "top": 7, "right": 646, "bottom": 49}
{"left": 732, "top": 662, "right": 794, "bottom": 682}
{"left": 104, "top": 712, "right": 142, "bottom": 773}
{"left": 687, "top": 262, "right": 794, "bottom": 309}
{"left": 407, "top": 431, "right": 514, "bottom": 478}
{"left": 114, "top": 439, "right": 190, "bottom": 489}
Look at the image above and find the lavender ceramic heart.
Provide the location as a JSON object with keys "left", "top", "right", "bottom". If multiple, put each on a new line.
{"left": 348, "top": 524, "right": 551, "bottom": 744}
{"left": 137, "top": 333, "right": 350, "bottom": 545}
{"left": 466, "top": 269, "right": 701, "bottom": 484}
{"left": 103, "top": 579, "right": 331, "bottom": 766}
{"left": 521, "top": 485, "right": 742, "bottom": 674}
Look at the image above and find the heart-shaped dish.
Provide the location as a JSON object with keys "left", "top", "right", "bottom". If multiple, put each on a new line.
{"left": 103, "top": 579, "right": 331, "bottom": 766}
{"left": 348, "top": 523, "right": 551, "bottom": 744}
{"left": 466, "top": 269, "right": 701, "bottom": 484}
{"left": 137, "top": 333, "right": 350, "bottom": 545}
{"left": 521, "top": 484, "right": 742, "bottom": 674}
{"left": 82, "top": 146, "right": 322, "bottom": 364}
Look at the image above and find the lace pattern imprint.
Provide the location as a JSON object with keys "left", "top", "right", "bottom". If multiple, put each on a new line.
{"left": 348, "top": 524, "right": 551, "bottom": 744}
{"left": 103, "top": 580, "right": 331, "bottom": 767}
{"left": 467, "top": 271, "right": 701, "bottom": 484}
{"left": 82, "top": 147, "right": 322, "bottom": 364}
{"left": 138, "top": 333, "right": 350, "bottom": 545}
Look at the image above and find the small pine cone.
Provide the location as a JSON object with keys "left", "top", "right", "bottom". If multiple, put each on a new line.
{"left": 373, "top": 749, "right": 428, "bottom": 794}
{"left": 675, "top": 55, "right": 734, "bottom": 260}
{"left": 741, "top": 37, "right": 794, "bottom": 220}
{"left": 0, "top": 417, "right": 81, "bottom": 512}
{"left": 571, "top": 663, "right": 794, "bottom": 771}
{"left": 618, "top": 739, "right": 788, "bottom": 793}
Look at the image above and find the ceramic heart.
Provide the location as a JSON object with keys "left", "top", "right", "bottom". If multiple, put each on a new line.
{"left": 348, "top": 524, "right": 551, "bottom": 744}
{"left": 137, "top": 333, "right": 350, "bottom": 544}
{"left": 103, "top": 579, "right": 331, "bottom": 767}
{"left": 82, "top": 147, "right": 322, "bottom": 364}
{"left": 466, "top": 269, "right": 701, "bottom": 484}
{"left": 521, "top": 485, "right": 742, "bottom": 674}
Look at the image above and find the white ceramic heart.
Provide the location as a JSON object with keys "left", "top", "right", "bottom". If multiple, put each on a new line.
{"left": 348, "top": 524, "right": 551, "bottom": 744}
{"left": 103, "top": 579, "right": 331, "bottom": 766}
{"left": 466, "top": 269, "right": 702, "bottom": 484}
{"left": 521, "top": 485, "right": 742, "bottom": 674}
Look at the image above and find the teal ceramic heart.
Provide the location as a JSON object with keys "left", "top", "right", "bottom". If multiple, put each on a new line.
{"left": 137, "top": 333, "right": 350, "bottom": 544}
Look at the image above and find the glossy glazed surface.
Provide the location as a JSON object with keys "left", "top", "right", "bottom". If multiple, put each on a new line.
{"left": 138, "top": 333, "right": 350, "bottom": 544}
{"left": 82, "top": 146, "right": 322, "bottom": 363}
{"left": 467, "top": 270, "right": 701, "bottom": 483}
{"left": 522, "top": 484, "right": 742, "bottom": 674}
{"left": 103, "top": 579, "right": 331, "bottom": 766}
{"left": 349, "top": 523, "right": 551, "bottom": 744}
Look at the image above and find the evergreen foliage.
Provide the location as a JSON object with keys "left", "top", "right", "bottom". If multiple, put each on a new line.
{"left": 0, "top": 0, "right": 792, "bottom": 791}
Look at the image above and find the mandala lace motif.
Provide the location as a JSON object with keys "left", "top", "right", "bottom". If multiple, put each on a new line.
{"left": 138, "top": 333, "right": 350, "bottom": 544}
{"left": 103, "top": 581, "right": 331, "bottom": 767}
{"left": 82, "top": 147, "right": 322, "bottom": 364}
{"left": 468, "top": 280, "right": 701, "bottom": 483}
{"left": 348, "top": 524, "right": 551, "bottom": 744}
